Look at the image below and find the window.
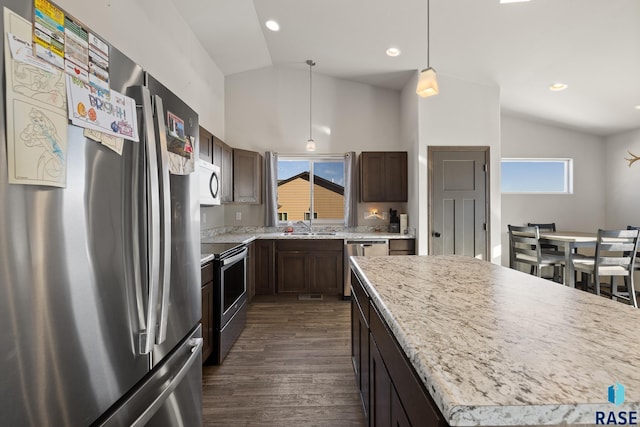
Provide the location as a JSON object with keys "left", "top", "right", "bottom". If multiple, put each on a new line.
{"left": 501, "top": 158, "right": 573, "bottom": 194}
{"left": 277, "top": 157, "right": 345, "bottom": 224}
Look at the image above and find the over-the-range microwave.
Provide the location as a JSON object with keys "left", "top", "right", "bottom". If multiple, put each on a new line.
{"left": 199, "top": 160, "right": 221, "bottom": 205}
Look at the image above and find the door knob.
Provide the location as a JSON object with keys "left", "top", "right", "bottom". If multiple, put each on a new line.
{"left": 432, "top": 232, "right": 441, "bottom": 238}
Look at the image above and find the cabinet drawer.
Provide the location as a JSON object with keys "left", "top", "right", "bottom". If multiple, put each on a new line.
{"left": 201, "top": 262, "right": 214, "bottom": 285}
{"left": 351, "top": 271, "right": 370, "bottom": 325}
{"left": 389, "top": 239, "right": 415, "bottom": 254}
{"left": 276, "top": 239, "right": 342, "bottom": 252}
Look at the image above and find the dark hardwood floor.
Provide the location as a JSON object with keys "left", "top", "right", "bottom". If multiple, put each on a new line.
{"left": 202, "top": 295, "right": 367, "bottom": 426}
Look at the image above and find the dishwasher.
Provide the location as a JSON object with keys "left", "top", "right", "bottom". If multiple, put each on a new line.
{"left": 344, "top": 239, "right": 389, "bottom": 298}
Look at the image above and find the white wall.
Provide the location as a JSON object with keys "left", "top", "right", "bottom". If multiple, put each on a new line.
{"left": 418, "top": 74, "right": 502, "bottom": 262}
{"left": 223, "top": 65, "right": 404, "bottom": 227}
{"left": 56, "top": 0, "right": 225, "bottom": 137}
{"left": 500, "top": 114, "right": 606, "bottom": 266}
{"left": 604, "top": 129, "right": 640, "bottom": 228}
{"left": 401, "top": 73, "right": 421, "bottom": 246}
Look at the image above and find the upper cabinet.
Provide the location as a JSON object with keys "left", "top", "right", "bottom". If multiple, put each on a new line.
{"left": 233, "top": 149, "right": 263, "bottom": 204}
{"left": 198, "top": 126, "right": 213, "bottom": 163}
{"left": 213, "top": 136, "right": 234, "bottom": 203}
{"left": 360, "top": 151, "right": 407, "bottom": 202}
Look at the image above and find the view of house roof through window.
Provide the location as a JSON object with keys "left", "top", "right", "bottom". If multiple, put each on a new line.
{"left": 277, "top": 158, "right": 345, "bottom": 223}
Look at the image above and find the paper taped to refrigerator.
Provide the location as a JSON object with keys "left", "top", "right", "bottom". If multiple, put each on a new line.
{"left": 66, "top": 74, "right": 139, "bottom": 141}
{"left": 83, "top": 128, "right": 124, "bottom": 155}
{"left": 4, "top": 8, "right": 68, "bottom": 187}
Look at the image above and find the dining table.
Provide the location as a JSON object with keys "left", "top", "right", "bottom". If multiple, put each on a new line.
{"left": 538, "top": 231, "right": 597, "bottom": 288}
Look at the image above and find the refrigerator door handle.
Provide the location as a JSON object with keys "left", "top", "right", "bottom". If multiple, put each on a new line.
{"left": 130, "top": 337, "right": 203, "bottom": 427}
{"left": 152, "top": 95, "right": 172, "bottom": 345}
{"left": 130, "top": 86, "right": 161, "bottom": 355}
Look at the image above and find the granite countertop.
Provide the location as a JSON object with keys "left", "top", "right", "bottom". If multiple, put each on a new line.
{"left": 200, "top": 231, "right": 413, "bottom": 265}
{"left": 350, "top": 255, "right": 640, "bottom": 426}
{"left": 201, "top": 231, "right": 414, "bottom": 244}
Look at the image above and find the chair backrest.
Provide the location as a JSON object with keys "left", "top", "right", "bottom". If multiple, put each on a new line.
{"left": 594, "top": 229, "right": 640, "bottom": 272}
{"left": 527, "top": 222, "right": 557, "bottom": 250}
{"left": 528, "top": 222, "right": 556, "bottom": 233}
{"left": 508, "top": 225, "right": 542, "bottom": 266}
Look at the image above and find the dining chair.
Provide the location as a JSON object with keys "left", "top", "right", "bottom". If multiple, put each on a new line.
{"left": 508, "top": 225, "right": 564, "bottom": 281}
{"left": 572, "top": 229, "right": 640, "bottom": 308}
{"left": 527, "top": 222, "right": 561, "bottom": 276}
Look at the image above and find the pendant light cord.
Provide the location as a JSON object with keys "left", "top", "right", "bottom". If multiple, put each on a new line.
{"left": 307, "top": 60, "right": 315, "bottom": 141}
{"left": 427, "top": 0, "right": 430, "bottom": 68}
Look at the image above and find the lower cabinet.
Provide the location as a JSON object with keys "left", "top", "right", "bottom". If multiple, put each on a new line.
{"left": 255, "top": 239, "right": 275, "bottom": 295}
{"left": 201, "top": 262, "right": 214, "bottom": 362}
{"left": 246, "top": 241, "right": 255, "bottom": 302}
{"left": 276, "top": 239, "right": 343, "bottom": 295}
{"left": 351, "top": 281, "right": 370, "bottom": 418}
{"left": 351, "top": 270, "right": 448, "bottom": 427}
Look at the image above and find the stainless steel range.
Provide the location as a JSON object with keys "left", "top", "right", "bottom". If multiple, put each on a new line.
{"left": 202, "top": 242, "right": 248, "bottom": 364}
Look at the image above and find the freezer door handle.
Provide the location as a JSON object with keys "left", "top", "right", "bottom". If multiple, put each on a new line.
{"left": 152, "top": 94, "right": 172, "bottom": 346}
{"left": 130, "top": 337, "right": 203, "bottom": 427}
{"left": 129, "top": 86, "right": 160, "bottom": 355}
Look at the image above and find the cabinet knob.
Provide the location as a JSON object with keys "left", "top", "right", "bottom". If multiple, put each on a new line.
{"left": 432, "top": 232, "right": 441, "bottom": 238}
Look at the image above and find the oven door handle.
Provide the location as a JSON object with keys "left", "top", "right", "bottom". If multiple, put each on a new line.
{"left": 221, "top": 247, "right": 248, "bottom": 266}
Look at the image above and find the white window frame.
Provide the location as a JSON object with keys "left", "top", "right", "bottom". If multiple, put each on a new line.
{"left": 501, "top": 158, "right": 573, "bottom": 194}
{"left": 277, "top": 155, "right": 346, "bottom": 225}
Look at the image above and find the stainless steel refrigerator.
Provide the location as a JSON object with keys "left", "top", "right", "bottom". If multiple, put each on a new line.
{"left": 0, "top": 1, "right": 202, "bottom": 425}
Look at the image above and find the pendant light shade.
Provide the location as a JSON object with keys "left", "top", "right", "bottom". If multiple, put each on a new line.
{"left": 416, "top": 0, "right": 439, "bottom": 97}
{"left": 306, "top": 59, "right": 316, "bottom": 152}
{"left": 416, "top": 67, "right": 439, "bottom": 97}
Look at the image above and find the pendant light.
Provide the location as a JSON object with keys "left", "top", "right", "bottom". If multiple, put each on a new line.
{"left": 305, "top": 59, "right": 317, "bottom": 152}
{"left": 416, "top": 0, "right": 439, "bottom": 97}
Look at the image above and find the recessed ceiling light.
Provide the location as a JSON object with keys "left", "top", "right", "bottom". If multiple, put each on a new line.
{"left": 265, "top": 20, "right": 280, "bottom": 31}
{"left": 500, "top": 0, "right": 531, "bottom": 3}
{"left": 386, "top": 47, "right": 401, "bottom": 57}
{"left": 635, "top": 105, "right": 640, "bottom": 110}
{"left": 549, "top": 83, "right": 568, "bottom": 91}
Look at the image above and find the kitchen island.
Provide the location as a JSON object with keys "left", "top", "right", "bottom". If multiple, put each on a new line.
{"left": 350, "top": 255, "right": 640, "bottom": 426}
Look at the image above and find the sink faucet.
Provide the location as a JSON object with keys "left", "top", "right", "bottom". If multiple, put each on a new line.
{"left": 296, "top": 219, "right": 312, "bottom": 232}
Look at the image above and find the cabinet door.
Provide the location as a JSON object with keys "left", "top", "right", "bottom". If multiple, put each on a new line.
{"left": 255, "top": 240, "right": 275, "bottom": 295}
{"left": 360, "top": 152, "right": 386, "bottom": 202}
{"left": 199, "top": 126, "right": 213, "bottom": 162}
{"left": 201, "top": 282, "right": 213, "bottom": 362}
{"left": 384, "top": 152, "right": 407, "bottom": 202}
{"left": 277, "top": 251, "right": 308, "bottom": 293}
{"left": 246, "top": 242, "right": 255, "bottom": 301}
{"left": 370, "top": 334, "right": 392, "bottom": 427}
{"left": 309, "top": 251, "right": 343, "bottom": 295}
{"left": 213, "top": 137, "right": 234, "bottom": 203}
{"left": 352, "top": 295, "right": 370, "bottom": 418}
{"left": 391, "top": 385, "right": 411, "bottom": 427}
{"left": 233, "top": 149, "right": 262, "bottom": 204}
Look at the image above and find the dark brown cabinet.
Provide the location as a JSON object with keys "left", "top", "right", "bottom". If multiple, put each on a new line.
{"left": 199, "top": 126, "right": 213, "bottom": 162}
{"left": 360, "top": 151, "right": 408, "bottom": 202}
{"left": 351, "top": 270, "right": 448, "bottom": 427}
{"left": 255, "top": 239, "right": 276, "bottom": 295}
{"left": 351, "top": 272, "right": 370, "bottom": 418}
{"left": 246, "top": 242, "right": 255, "bottom": 302}
{"left": 389, "top": 239, "right": 415, "bottom": 255}
{"left": 213, "top": 136, "right": 233, "bottom": 203}
{"left": 276, "top": 240, "right": 343, "bottom": 295}
{"left": 201, "top": 262, "right": 214, "bottom": 362}
{"left": 233, "top": 149, "right": 262, "bottom": 204}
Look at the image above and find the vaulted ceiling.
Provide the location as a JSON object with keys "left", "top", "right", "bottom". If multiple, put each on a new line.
{"left": 174, "top": 0, "right": 640, "bottom": 137}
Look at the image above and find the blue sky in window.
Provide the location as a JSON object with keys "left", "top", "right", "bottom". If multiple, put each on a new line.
{"left": 501, "top": 161, "right": 566, "bottom": 192}
{"left": 278, "top": 160, "right": 345, "bottom": 186}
